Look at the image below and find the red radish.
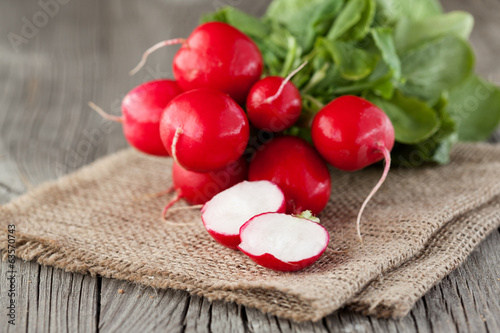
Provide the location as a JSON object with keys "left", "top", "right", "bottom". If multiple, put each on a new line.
{"left": 311, "top": 95, "right": 395, "bottom": 240}
{"left": 89, "top": 79, "right": 183, "bottom": 156}
{"left": 248, "top": 136, "right": 331, "bottom": 215}
{"left": 130, "top": 22, "right": 263, "bottom": 104}
{"left": 238, "top": 212, "right": 329, "bottom": 272}
{"left": 201, "top": 181, "right": 286, "bottom": 250}
{"left": 246, "top": 62, "right": 307, "bottom": 132}
{"left": 162, "top": 158, "right": 248, "bottom": 217}
{"left": 160, "top": 88, "right": 250, "bottom": 173}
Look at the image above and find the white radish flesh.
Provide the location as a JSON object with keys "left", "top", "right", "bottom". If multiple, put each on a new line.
{"left": 239, "top": 213, "right": 329, "bottom": 264}
{"left": 201, "top": 180, "right": 286, "bottom": 249}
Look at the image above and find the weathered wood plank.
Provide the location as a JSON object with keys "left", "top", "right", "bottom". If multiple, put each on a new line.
{"left": 99, "top": 279, "right": 190, "bottom": 332}
{"left": 32, "top": 264, "right": 99, "bottom": 333}
{"left": 0, "top": 1, "right": 106, "bottom": 332}
{"left": 0, "top": 258, "right": 99, "bottom": 333}
{"left": 0, "top": 258, "right": 39, "bottom": 332}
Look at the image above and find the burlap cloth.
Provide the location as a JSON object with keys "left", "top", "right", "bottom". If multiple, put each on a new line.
{"left": 1, "top": 143, "right": 500, "bottom": 321}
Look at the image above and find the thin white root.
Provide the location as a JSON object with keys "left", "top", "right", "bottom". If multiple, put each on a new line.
{"left": 161, "top": 195, "right": 202, "bottom": 223}
{"left": 129, "top": 38, "right": 186, "bottom": 76}
{"left": 132, "top": 186, "right": 175, "bottom": 202}
{"left": 171, "top": 128, "right": 183, "bottom": 166}
{"left": 167, "top": 204, "right": 203, "bottom": 213}
{"left": 163, "top": 220, "right": 199, "bottom": 226}
{"left": 263, "top": 60, "right": 308, "bottom": 104}
{"left": 356, "top": 145, "right": 391, "bottom": 243}
{"left": 162, "top": 192, "right": 182, "bottom": 219}
{"left": 88, "top": 101, "right": 123, "bottom": 123}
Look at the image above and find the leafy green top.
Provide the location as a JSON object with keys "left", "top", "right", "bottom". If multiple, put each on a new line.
{"left": 202, "top": 0, "right": 500, "bottom": 166}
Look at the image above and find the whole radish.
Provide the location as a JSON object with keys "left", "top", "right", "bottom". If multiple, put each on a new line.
{"left": 160, "top": 88, "right": 250, "bottom": 173}
{"left": 130, "top": 22, "right": 263, "bottom": 104}
{"left": 162, "top": 158, "right": 248, "bottom": 217}
{"left": 246, "top": 62, "right": 306, "bottom": 132}
{"left": 248, "top": 136, "right": 331, "bottom": 215}
{"left": 311, "top": 95, "right": 395, "bottom": 240}
{"left": 89, "top": 79, "right": 182, "bottom": 156}
{"left": 238, "top": 212, "right": 329, "bottom": 272}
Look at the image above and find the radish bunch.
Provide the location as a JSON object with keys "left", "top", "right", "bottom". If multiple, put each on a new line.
{"left": 91, "top": 20, "right": 396, "bottom": 271}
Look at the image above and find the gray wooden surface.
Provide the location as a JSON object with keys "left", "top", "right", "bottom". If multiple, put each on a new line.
{"left": 1, "top": 0, "right": 499, "bottom": 332}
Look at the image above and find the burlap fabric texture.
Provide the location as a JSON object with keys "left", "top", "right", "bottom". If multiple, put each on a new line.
{"left": 1, "top": 143, "right": 500, "bottom": 322}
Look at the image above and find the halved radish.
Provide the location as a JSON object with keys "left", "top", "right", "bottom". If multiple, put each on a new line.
{"left": 238, "top": 213, "right": 329, "bottom": 272}
{"left": 201, "top": 181, "right": 286, "bottom": 250}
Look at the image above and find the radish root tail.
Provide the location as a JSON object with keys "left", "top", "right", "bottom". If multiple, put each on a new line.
{"left": 162, "top": 192, "right": 182, "bottom": 219}
{"left": 167, "top": 204, "right": 203, "bottom": 213}
{"left": 263, "top": 61, "right": 308, "bottom": 104}
{"left": 356, "top": 145, "right": 391, "bottom": 243}
{"left": 133, "top": 186, "right": 175, "bottom": 202}
{"left": 171, "top": 128, "right": 183, "bottom": 166}
{"left": 88, "top": 101, "right": 123, "bottom": 123}
{"left": 129, "top": 38, "right": 186, "bottom": 76}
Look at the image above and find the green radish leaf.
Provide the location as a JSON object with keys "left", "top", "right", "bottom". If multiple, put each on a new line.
{"left": 372, "top": 80, "right": 394, "bottom": 99}
{"left": 371, "top": 27, "right": 401, "bottom": 80}
{"left": 266, "top": 0, "right": 344, "bottom": 51}
{"left": 369, "top": 91, "right": 441, "bottom": 144}
{"left": 327, "top": 0, "right": 365, "bottom": 40}
{"left": 422, "top": 96, "right": 458, "bottom": 165}
{"left": 399, "top": 35, "right": 475, "bottom": 103}
{"left": 325, "top": 39, "right": 378, "bottom": 80}
{"left": 392, "top": 100, "right": 458, "bottom": 166}
{"left": 200, "top": 9, "right": 226, "bottom": 23}
{"left": 429, "top": 113, "right": 458, "bottom": 165}
{"left": 331, "top": 61, "right": 393, "bottom": 96}
{"left": 200, "top": 7, "right": 269, "bottom": 39}
{"left": 446, "top": 75, "right": 500, "bottom": 141}
{"left": 347, "top": 0, "right": 376, "bottom": 41}
{"left": 374, "top": 0, "right": 442, "bottom": 24}
{"left": 395, "top": 11, "right": 474, "bottom": 51}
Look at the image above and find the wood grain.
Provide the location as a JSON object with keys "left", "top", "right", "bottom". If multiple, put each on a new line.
{"left": 0, "top": 0, "right": 499, "bottom": 332}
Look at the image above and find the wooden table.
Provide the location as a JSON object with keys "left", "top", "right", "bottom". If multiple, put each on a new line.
{"left": 1, "top": 1, "right": 499, "bottom": 332}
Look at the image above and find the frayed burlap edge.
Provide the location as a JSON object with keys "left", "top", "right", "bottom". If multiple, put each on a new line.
{"left": 348, "top": 195, "right": 500, "bottom": 318}
{"left": 3, "top": 197, "right": 499, "bottom": 322}
{"left": 0, "top": 234, "right": 322, "bottom": 322}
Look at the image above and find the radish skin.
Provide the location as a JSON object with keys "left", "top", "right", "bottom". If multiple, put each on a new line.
{"left": 311, "top": 95, "right": 395, "bottom": 241}
{"left": 160, "top": 88, "right": 250, "bottom": 173}
{"left": 162, "top": 158, "right": 248, "bottom": 218}
{"left": 131, "top": 22, "right": 263, "bottom": 104}
{"left": 89, "top": 80, "right": 183, "bottom": 156}
{"left": 248, "top": 136, "right": 331, "bottom": 215}
{"left": 246, "top": 62, "right": 307, "bottom": 132}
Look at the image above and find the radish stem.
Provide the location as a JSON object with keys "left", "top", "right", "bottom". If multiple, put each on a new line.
{"left": 88, "top": 101, "right": 123, "bottom": 123}
{"left": 130, "top": 38, "right": 187, "bottom": 76}
{"left": 356, "top": 145, "right": 391, "bottom": 242}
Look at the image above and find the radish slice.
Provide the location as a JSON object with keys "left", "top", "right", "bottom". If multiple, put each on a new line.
{"left": 238, "top": 213, "right": 329, "bottom": 272}
{"left": 201, "top": 181, "right": 286, "bottom": 249}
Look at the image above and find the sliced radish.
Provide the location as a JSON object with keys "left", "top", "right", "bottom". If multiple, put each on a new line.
{"left": 201, "top": 181, "right": 286, "bottom": 249}
{"left": 238, "top": 213, "right": 329, "bottom": 272}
